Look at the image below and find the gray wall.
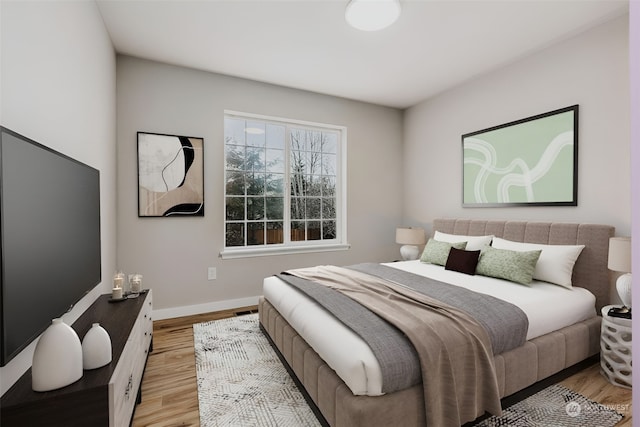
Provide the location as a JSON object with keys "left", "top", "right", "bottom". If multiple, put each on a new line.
{"left": 116, "top": 56, "right": 404, "bottom": 317}
{"left": 404, "top": 15, "right": 631, "bottom": 236}
{"left": 0, "top": 1, "right": 116, "bottom": 394}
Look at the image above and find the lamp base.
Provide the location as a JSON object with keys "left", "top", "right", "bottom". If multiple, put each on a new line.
{"left": 400, "top": 245, "right": 420, "bottom": 261}
{"left": 616, "top": 273, "right": 632, "bottom": 308}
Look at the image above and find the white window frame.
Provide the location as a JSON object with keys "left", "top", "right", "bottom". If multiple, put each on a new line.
{"left": 220, "top": 110, "right": 349, "bottom": 259}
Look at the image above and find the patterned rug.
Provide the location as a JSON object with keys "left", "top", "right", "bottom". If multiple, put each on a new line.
{"left": 194, "top": 314, "right": 623, "bottom": 427}
{"left": 194, "top": 314, "right": 321, "bottom": 427}
{"left": 472, "top": 384, "right": 623, "bottom": 427}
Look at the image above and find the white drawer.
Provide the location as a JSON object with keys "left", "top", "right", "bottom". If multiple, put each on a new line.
{"left": 108, "top": 291, "right": 153, "bottom": 427}
{"left": 109, "top": 338, "right": 139, "bottom": 427}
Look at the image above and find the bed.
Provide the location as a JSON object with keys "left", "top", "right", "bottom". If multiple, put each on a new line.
{"left": 258, "top": 219, "right": 614, "bottom": 426}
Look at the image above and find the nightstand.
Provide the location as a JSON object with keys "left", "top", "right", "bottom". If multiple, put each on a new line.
{"left": 600, "top": 305, "right": 632, "bottom": 388}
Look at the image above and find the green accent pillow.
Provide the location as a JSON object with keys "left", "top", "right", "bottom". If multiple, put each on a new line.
{"left": 420, "top": 239, "right": 467, "bottom": 266}
{"left": 476, "top": 246, "right": 542, "bottom": 285}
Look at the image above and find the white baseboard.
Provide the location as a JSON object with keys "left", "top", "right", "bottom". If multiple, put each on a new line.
{"left": 152, "top": 296, "right": 261, "bottom": 320}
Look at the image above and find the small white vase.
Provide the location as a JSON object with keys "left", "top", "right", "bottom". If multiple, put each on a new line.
{"left": 32, "top": 318, "right": 83, "bottom": 392}
{"left": 82, "top": 323, "right": 112, "bottom": 370}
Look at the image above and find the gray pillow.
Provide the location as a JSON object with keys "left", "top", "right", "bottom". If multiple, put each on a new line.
{"left": 420, "top": 239, "right": 467, "bottom": 266}
{"left": 476, "top": 245, "right": 542, "bottom": 285}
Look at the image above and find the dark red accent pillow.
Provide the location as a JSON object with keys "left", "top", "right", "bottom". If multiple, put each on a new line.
{"left": 445, "top": 247, "right": 481, "bottom": 275}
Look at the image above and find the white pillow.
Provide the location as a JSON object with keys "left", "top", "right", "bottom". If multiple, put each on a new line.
{"left": 491, "top": 237, "right": 585, "bottom": 288}
{"left": 434, "top": 231, "right": 494, "bottom": 251}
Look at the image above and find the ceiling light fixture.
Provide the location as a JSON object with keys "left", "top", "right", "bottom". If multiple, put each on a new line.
{"left": 345, "top": 0, "right": 401, "bottom": 32}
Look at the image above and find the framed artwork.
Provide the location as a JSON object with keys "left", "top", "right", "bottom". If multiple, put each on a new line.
{"left": 462, "top": 105, "right": 578, "bottom": 207}
{"left": 137, "top": 132, "right": 204, "bottom": 217}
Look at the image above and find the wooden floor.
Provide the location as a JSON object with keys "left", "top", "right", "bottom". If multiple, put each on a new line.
{"left": 132, "top": 307, "right": 632, "bottom": 427}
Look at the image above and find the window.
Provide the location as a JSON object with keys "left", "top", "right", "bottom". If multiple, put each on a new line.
{"left": 222, "top": 111, "right": 347, "bottom": 258}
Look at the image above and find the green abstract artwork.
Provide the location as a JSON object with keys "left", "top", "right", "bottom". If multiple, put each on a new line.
{"left": 462, "top": 105, "right": 578, "bottom": 207}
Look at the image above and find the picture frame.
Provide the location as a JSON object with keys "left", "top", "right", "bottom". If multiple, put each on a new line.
{"left": 137, "top": 131, "right": 204, "bottom": 217}
{"left": 462, "top": 105, "right": 578, "bottom": 207}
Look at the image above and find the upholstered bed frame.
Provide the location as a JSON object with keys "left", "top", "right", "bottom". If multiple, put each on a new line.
{"left": 258, "top": 219, "right": 614, "bottom": 426}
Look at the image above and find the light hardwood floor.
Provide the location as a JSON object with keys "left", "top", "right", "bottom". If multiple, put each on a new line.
{"left": 132, "top": 307, "right": 632, "bottom": 427}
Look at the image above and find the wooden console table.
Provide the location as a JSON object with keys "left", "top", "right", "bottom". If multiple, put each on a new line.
{"left": 1, "top": 290, "right": 153, "bottom": 426}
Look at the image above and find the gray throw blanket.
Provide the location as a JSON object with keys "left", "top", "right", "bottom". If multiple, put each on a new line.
{"left": 348, "top": 263, "right": 529, "bottom": 355}
{"left": 280, "top": 264, "right": 529, "bottom": 426}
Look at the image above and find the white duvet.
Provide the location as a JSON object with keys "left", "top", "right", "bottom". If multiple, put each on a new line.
{"left": 262, "top": 260, "right": 596, "bottom": 396}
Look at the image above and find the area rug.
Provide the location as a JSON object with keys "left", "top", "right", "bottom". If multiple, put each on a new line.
{"left": 472, "top": 384, "right": 624, "bottom": 427}
{"left": 194, "top": 314, "right": 322, "bottom": 427}
{"left": 194, "top": 314, "right": 624, "bottom": 427}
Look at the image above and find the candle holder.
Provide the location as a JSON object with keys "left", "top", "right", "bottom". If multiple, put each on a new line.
{"left": 110, "top": 271, "right": 126, "bottom": 301}
{"left": 113, "top": 271, "right": 125, "bottom": 291}
{"left": 129, "top": 273, "right": 143, "bottom": 294}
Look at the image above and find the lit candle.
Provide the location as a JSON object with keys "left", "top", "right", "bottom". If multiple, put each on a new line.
{"left": 113, "top": 272, "right": 124, "bottom": 289}
{"left": 112, "top": 287, "right": 123, "bottom": 300}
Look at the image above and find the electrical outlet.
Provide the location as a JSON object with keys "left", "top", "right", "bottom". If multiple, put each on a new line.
{"left": 208, "top": 267, "right": 217, "bottom": 280}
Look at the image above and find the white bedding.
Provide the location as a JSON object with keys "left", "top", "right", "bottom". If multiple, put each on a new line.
{"left": 262, "top": 260, "right": 597, "bottom": 396}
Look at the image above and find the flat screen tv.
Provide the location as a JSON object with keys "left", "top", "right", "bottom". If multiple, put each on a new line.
{"left": 1, "top": 126, "right": 101, "bottom": 366}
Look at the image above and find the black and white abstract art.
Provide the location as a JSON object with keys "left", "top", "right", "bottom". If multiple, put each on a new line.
{"left": 137, "top": 132, "right": 204, "bottom": 217}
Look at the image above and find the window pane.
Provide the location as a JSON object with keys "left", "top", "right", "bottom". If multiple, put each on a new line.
{"left": 246, "top": 121, "right": 266, "bottom": 147}
{"left": 295, "top": 129, "right": 319, "bottom": 152}
{"left": 266, "top": 221, "right": 283, "bottom": 244}
{"left": 226, "top": 197, "right": 245, "bottom": 220}
{"left": 266, "top": 149, "right": 284, "bottom": 173}
{"left": 225, "top": 118, "right": 246, "bottom": 146}
{"left": 291, "top": 173, "right": 306, "bottom": 197}
{"left": 291, "top": 197, "right": 305, "bottom": 219}
{"left": 290, "top": 149, "right": 305, "bottom": 174}
{"left": 322, "top": 221, "right": 336, "bottom": 240}
{"left": 290, "top": 129, "right": 305, "bottom": 151}
{"left": 322, "top": 153, "right": 336, "bottom": 176}
{"left": 307, "top": 221, "right": 321, "bottom": 240}
{"left": 266, "top": 197, "right": 283, "bottom": 220}
{"left": 246, "top": 147, "right": 265, "bottom": 172}
{"left": 226, "top": 171, "right": 245, "bottom": 195}
{"left": 307, "top": 152, "right": 321, "bottom": 175}
{"left": 226, "top": 222, "right": 244, "bottom": 246}
{"left": 307, "top": 175, "right": 321, "bottom": 197}
{"left": 247, "top": 197, "right": 265, "bottom": 220}
{"left": 322, "top": 197, "right": 335, "bottom": 219}
{"left": 225, "top": 144, "right": 245, "bottom": 170}
{"left": 322, "top": 132, "right": 338, "bottom": 153}
{"left": 307, "top": 198, "right": 321, "bottom": 219}
{"left": 321, "top": 176, "right": 336, "bottom": 196}
{"left": 266, "top": 174, "right": 284, "bottom": 196}
{"left": 266, "top": 124, "right": 285, "bottom": 149}
{"left": 246, "top": 172, "right": 265, "bottom": 195}
{"left": 247, "top": 222, "right": 265, "bottom": 245}
{"left": 291, "top": 221, "right": 305, "bottom": 241}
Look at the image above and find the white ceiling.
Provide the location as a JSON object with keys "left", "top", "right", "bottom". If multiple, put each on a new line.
{"left": 96, "top": 0, "right": 628, "bottom": 109}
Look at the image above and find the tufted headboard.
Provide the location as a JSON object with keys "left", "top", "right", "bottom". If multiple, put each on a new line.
{"left": 432, "top": 218, "right": 615, "bottom": 312}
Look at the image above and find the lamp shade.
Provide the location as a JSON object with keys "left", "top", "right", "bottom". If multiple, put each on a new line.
{"left": 608, "top": 237, "right": 631, "bottom": 273}
{"left": 395, "top": 227, "right": 426, "bottom": 245}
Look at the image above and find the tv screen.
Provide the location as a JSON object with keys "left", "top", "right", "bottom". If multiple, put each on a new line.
{"left": 1, "top": 126, "right": 101, "bottom": 366}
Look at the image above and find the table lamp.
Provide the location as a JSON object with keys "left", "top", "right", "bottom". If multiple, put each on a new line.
{"left": 396, "top": 227, "right": 426, "bottom": 261}
{"left": 608, "top": 237, "right": 632, "bottom": 308}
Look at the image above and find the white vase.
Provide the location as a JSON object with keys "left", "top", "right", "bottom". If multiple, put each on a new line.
{"left": 32, "top": 318, "right": 83, "bottom": 392}
{"left": 82, "top": 323, "right": 112, "bottom": 370}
